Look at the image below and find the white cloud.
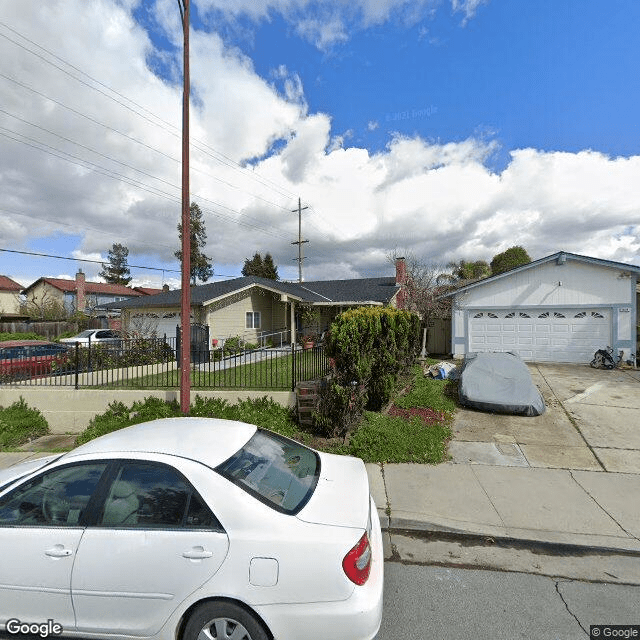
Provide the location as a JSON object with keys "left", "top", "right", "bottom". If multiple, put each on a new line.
{"left": 195, "top": 0, "right": 460, "bottom": 49}
{"left": 451, "top": 0, "right": 488, "bottom": 25}
{"left": 1, "top": 0, "right": 639, "bottom": 291}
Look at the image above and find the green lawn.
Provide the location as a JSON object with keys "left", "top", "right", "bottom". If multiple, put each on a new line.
{"left": 91, "top": 350, "right": 329, "bottom": 390}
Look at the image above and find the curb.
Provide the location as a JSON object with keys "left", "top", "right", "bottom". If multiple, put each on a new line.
{"left": 382, "top": 521, "right": 640, "bottom": 557}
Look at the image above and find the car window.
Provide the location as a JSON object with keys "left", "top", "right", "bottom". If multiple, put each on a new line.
{"left": 99, "top": 462, "right": 222, "bottom": 530}
{"left": 216, "top": 430, "right": 319, "bottom": 515}
{"left": 0, "top": 463, "right": 107, "bottom": 527}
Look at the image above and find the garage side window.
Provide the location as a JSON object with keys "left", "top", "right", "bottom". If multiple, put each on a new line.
{"left": 98, "top": 462, "right": 222, "bottom": 530}
{"left": 0, "top": 463, "right": 107, "bottom": 527}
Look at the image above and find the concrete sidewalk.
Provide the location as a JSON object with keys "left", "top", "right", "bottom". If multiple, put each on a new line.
{"left": 366, "top": 461, "right": 640, "bottom": 553}
{"left": 2, "top": 448, "right": 638, "bottom": 555}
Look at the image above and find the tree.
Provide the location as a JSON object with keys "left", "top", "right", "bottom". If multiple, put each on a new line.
{"left": 99, "top": 243, "right": 132, "bottom": 285}
{"left": 175, "top": 202, "right": 214, "bottom": 284}
{"left": 20, "top": 291, "right": 67, "bottom": 320}
{"left": 241, "top": 252, "right": 279, "bottom": 280}
{"left": 388, "top": 251, "right": 453, "bottom": 326}
{"left": 490, "top": 246, "right": 531, "bottom": 275}
{"left": 440, "top": 259, "right": 491, "bottom": 284}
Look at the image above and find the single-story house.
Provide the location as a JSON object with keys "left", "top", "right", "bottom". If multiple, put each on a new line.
{"left": 22, "top": 271, "right": 160, "bottom": 317}
{"left": 105, "top": 260, "right": 408, "bottom": 345}
{"left": 447, "top": 251, "right": 640, "bottom": 364}
{"left": 0, "top": 275, "right": 23, "bottom": 316}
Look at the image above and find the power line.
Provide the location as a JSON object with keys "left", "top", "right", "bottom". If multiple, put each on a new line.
{"left": 0, "top": 76, "right": 295, "bottom": 214}
{"left": 0, "top": 247, "right": 179, "bottom": 273}
{"left": 0, "top": 247, "right": 239, "bottom": 280}
{"left": 0, "top": 21, "right": 298, "bottom": 202}
{"left": 0, "top": 126, "right": 292, "bottom": 240}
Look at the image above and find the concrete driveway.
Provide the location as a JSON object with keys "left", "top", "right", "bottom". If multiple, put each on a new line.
{"left": 450, "top": 363, "right": 640, "bottom": 474}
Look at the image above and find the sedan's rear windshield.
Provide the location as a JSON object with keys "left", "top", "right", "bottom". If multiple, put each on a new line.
{"left": 215, "top": 430, "right": 319, "bottom": 515}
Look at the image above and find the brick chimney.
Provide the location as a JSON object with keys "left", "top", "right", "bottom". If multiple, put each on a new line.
{"left": 395, "top": 257, "right": 408, "bottom": 309}
{"left": 76, "top": 269, "right": 86, "bottom": 312}
{"left": 395, "top": 257, "right": 407, "bottom": 285}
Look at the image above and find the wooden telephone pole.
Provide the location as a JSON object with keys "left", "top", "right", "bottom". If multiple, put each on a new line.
{"left": 291, "top": 197, "right": 309, "bottom": 282}
{"left": 178, "top": 0, "right": 190, "bottom": 414}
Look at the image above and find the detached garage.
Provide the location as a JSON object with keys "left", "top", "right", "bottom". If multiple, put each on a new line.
{"left": 449, "top": 252, "right": 640, "bottom": 364}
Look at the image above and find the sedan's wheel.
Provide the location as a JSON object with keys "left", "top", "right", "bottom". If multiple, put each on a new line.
{"left": 183, "top": 602, "right": 269, "bottom": 640}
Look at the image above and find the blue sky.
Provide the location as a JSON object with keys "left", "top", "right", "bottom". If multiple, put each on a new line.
{"left": 1, "top": 0, "right": 639, "bottom": 291}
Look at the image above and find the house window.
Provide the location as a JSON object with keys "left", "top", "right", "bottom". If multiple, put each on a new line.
{"left": 519, "top": 312, "right": 531, "bottom": 318}
{"left": 553, "top": 312, "right": 565, "bottom": 318}
{"left": 487, "top": 312, "right": 498, "bottom": 318}
{"left": 473, "top": 313, "right": 484, "bottom": 318}
{"left": 575, "top": 312, "right": 587, "bottom": 318}
{"left": 505, "top": 312, "right": 515, "bottom": 318}
{"left": 591, "top": 311, "right": 604, "bottom": 318}
{"left": 538, "top": 312, "right": 549, "bottom": 318}
{"left": 246, "top": 311, "right": 261, "bottom": 329}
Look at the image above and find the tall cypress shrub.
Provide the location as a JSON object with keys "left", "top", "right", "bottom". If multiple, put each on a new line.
{"left": 314, "top": 308, "right": 420, "bottom": 437}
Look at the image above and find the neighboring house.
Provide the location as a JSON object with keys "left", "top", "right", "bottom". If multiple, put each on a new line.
{"left": 446, "top": 251, "right": 640, "bottom": 364}
{"left": 106, "top": 260, "right": 407, "bottom": 345}
{"left": 22, "top": 270, "right": 149, "bottom": 317}
{"left": 0, "top": 276, "right": 23, "bottom": 316}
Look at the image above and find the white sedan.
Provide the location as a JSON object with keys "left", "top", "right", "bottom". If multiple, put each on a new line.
{"left": 59, "top": 329, "right": 121, "bottom": 346}
{"left": 0, "top": 418, "right": 383, "bottom": 640}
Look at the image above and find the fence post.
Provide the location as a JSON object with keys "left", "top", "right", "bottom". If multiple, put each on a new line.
{"left": 291, "top": 341, "right": 296, "bottom": 392}
{"left": 74, "top": 342, "right": 79, "bottom": 390}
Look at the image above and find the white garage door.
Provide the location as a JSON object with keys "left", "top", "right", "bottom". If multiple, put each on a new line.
{"left": 468, "top": 309, "right": 611, "bottom": 363}
{"left": 129, "top": 312, "right": 180, "bottom": 338}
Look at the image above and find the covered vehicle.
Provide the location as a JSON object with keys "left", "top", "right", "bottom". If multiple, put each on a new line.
{"left": 459, "top": 351, "right": 546, "bottom": 416}
{"left": 0, "top": 418, "right": 383, "bottom": 640}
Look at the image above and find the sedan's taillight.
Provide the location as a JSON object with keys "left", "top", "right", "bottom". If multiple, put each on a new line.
{"left": 342, "top": 532, "right": 372, "bottom": 585}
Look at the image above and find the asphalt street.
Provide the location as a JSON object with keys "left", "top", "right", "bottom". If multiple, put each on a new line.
{"left": 376, "top": 562, "right": 640, "bottom": 640}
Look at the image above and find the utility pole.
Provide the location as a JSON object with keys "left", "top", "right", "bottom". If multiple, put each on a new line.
{"left": 177, "top": 0, "right": 191, "bottom": 414}
{"left": 291, "top": 197, "right": 309, "bottom": 282}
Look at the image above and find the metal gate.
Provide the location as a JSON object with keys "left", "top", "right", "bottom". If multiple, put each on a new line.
{"left": 176, "top": 323, "right": 210, "bottom": 364}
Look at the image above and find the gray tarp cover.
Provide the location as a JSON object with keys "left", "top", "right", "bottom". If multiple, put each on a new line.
{"left": 459, "top": 352, "right": 546, "bottom": 416}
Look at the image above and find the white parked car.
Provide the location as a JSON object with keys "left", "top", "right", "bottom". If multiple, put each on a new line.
{"left": 0, "top": 418, "right": 383, "bottom": 640}
{"left": 59, "top": 329, "right": 121, "bottom": 346}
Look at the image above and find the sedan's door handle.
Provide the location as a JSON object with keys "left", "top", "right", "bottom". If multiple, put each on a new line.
{"left": 45, "top": 545, "right": 73, "bottom": 558}
{"left": 182, "top": 546, "right": 213, "bottom": 560}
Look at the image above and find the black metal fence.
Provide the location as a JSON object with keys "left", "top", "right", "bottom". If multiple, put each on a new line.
{"left": 0, "top": 337, "right": 330, "bottom": 391}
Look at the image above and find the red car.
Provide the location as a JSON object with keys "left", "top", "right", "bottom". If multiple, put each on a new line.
{"left": 0, "top": 340, "right": 71, "bottom": 381}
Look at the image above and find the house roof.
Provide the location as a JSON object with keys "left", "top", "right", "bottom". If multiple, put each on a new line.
{"left": 103, "top": 275, "right": 399, "bottom": 310}
{"left": 0, "top": 275, "right": 23, "bottom": 292}
{"left": 23, "top": 277, "right": 145, "bottom": 297}
{"left": 133, "top": 287, "right": 164, "bottom": 296}
{"left": 442, "top": 251, "right": 640, "bottom": 298}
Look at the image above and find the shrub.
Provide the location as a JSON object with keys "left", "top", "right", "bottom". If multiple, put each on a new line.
{"left": 313, "top": 308, "right": 421, "bottom": 437}
{"left": 0, "top": 397, "right": 49, "bottom": 448}
{"left": 223, "top": 336, "right": 242, "bottom": 355}
{"left": 75, "top": 397, "right": 181, "bottom": 445}
{"left": 0, "top": 332, "right": 48, "bottom": 342}
{"left": 76, "top": 395, "right": 298, "bottom": 446}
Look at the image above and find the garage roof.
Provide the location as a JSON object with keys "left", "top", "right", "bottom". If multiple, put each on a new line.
{"left": 442, "top": 251, "right": 640, "bottom": 298}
